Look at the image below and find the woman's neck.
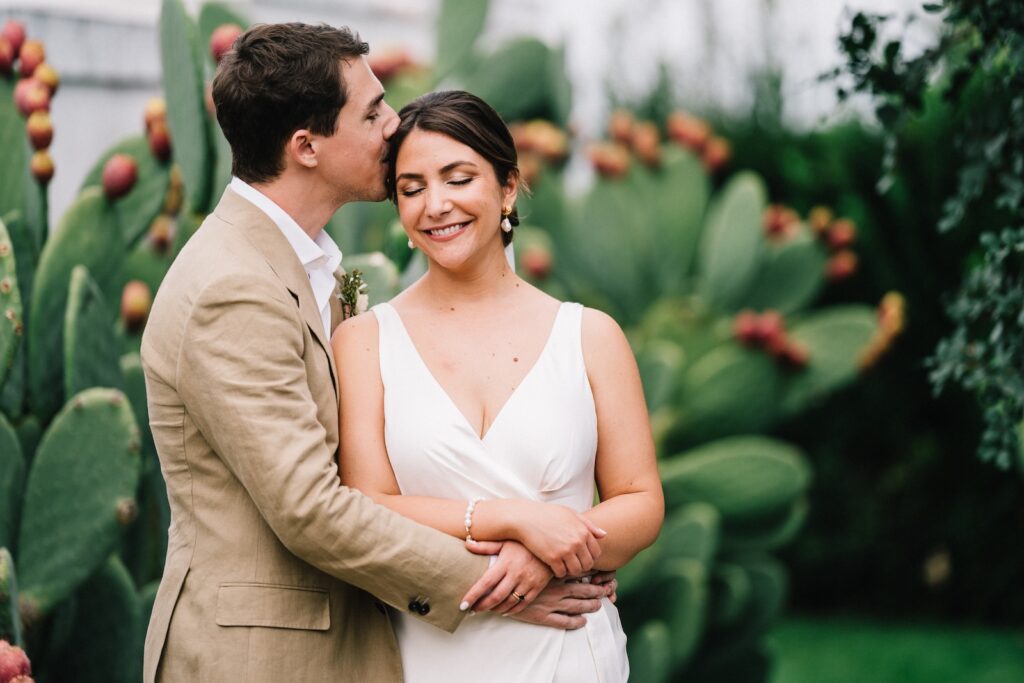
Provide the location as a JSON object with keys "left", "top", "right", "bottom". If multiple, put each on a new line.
{"left": 415, "top": 244, "right": 521, "bottom": 311}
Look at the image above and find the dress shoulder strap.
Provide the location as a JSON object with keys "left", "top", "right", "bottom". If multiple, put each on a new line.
{"left": 546, "top": 301, "right": 586, "bottom": 373}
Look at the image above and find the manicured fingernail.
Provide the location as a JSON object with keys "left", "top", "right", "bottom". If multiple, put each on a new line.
{"left": 460, "top": 601, "right": 469, "bottom": 611}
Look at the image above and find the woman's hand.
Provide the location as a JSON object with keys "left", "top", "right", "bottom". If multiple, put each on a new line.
{"left": 487, "top": 500, "right": 606, "bottom": 578}
{"left": 460, "top": 540, "right": 553, "bottom": 614}
{"left": 510, "top": 571, "right": 618, "bottom": 629}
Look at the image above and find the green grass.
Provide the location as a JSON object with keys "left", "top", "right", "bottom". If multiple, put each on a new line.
{"left": 772, "top": 617, "right": 1024, "bottom": 683}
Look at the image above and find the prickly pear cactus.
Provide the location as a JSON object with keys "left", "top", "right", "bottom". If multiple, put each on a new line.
{"left": 0, "top": 218, "right": 23, "bottom": 389}
{"left": 64, "top": 265, "right": 124, "bottom": 398}
{"left": 16, "top": 387, "right": 141, "bottom": 617}
{"left": 0, "top": 547, "right": 22, "bottom": 646}
{"left": 0, "top": 414, "right": 24, "bottom": 549}
{"left": 45, "top": 555, "right": 142, "bottom": 682}
{"left": 160, "top": 0, "right": 213, "bottom": 214}
{"left": 80, "top": 137, "right": 172, "bottom": 248}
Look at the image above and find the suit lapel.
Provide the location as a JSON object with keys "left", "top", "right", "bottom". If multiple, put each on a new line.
{"left": 214, "top": 189, "right": 339, "bottom": 402}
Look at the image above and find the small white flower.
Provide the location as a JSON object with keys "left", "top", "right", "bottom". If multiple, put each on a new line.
{"left": 356, "top": 293, "right": 369, "bottom": 315}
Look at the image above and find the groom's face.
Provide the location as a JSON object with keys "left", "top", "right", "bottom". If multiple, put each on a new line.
{"left": 321, "top": 57, "right": 399, "bottom": 203}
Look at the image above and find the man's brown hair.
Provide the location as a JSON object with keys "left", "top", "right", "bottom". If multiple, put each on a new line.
{"left": 212, "top": 23, "right": 369, "bottom": 183}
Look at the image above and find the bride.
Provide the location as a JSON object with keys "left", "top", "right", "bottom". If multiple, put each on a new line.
{"left": 332, "top": 90, "right": 663, "bottom": 682}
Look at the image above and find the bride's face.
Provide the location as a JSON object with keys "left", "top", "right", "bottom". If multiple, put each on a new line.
{"left": 394, "top": 128, "right": 516, "bottom": 271}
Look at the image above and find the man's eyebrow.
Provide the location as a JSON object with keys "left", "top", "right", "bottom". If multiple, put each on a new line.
{"left": 396, "top": 160, "right": 478, "bottom": 182}
{"left": 364, "top": 92, "right": 386, "bottom": 116}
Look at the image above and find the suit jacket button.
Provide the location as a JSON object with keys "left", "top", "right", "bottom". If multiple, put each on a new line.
{"left": 408, "top": 600, "right": 422, "bottom": 613}
{"left": 418, "top": 603, "right": 430, "bottom": 616}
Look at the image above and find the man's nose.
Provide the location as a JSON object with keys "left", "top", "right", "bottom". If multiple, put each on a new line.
{"left": 382, "top": 103, "right": 399, "bottom": 140}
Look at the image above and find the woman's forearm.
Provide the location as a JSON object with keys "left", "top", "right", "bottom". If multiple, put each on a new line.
{"left": 584, "top": 491, "right": 663, "bottom": 570}
{"left": 367, "top": 492, "right": 524, "bottom": 542}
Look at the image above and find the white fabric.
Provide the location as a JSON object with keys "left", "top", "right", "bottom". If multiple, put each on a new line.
{"left": 373, "top": 300, "right": 629, "bottom": 683}
{"left": 229, "top": 177, "right": 342, "bottom": 338}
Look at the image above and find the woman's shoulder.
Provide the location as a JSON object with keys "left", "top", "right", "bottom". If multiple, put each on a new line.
{"left": 330, "top": 305, "right": 381, "bottom": 353}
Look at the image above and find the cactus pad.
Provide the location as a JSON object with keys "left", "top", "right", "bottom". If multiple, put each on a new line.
{"left": 698, "top": 172, "right": 768, "bottom": 313}
{"left": 0, "top": 547, "right": 22, "bottom": 646}
{"left": 660, "top": 436, "right": 811, "bottom": 523}
{"left": 64, "top": 265, "right": 124, "bottom": 398}
{"left": 160, "top": 0, "right": 213, "bottom": 214}
{"left": 0, "top": 217, "right": 24, "bottom": 389}
{"left": 80, "top": 136, "right": 172, "bottom": 248}
{"left": 28, "top": 187, "right": 124, "bottom": 419}
{"left": 16, "top": 387, "right": 141, "bottom": 616}
{"left": 46, "top": 555, "right": 142, "bottom": 682}
{"left": 0, "top": 414, "right": 24, "bottom": 550}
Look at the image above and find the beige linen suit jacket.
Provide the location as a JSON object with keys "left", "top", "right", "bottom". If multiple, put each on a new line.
{"left": 140, "top": 189, "right": 487, "bottom": 682}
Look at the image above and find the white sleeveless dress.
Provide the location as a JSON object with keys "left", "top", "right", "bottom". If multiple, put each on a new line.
{"left": 372, "top": 301, "right": 629, "bottom": 683}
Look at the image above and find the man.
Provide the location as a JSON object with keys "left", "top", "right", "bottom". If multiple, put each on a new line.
{"left": 141, "top": 22, "right": 610, "bottom": 681}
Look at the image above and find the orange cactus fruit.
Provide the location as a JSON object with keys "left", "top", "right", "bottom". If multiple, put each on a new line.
{"left": 701, "top": 136, "right": 731, "bottom": 172}
{"left": 587, "top": 142, "right": 631, "bottom": 180}
{"left": 17, "top": 39, "right": 44, "bottom": 78}
{"left": 29, "top": 149, "right": 54, "bottom": 184}
{"left": 827, "top": 218, "right": 857, "bottom": 250}
{"left": 607, "top": 108, "right": 635, "bottom": 145}
{"left": 666, "top": 111, "right": 711, "bottom": 151}
{"left": 210, "top": 23, "right": 244, "bottom": 64}
{"left": 825, "top": 250, "right": 858, "bottom": 282}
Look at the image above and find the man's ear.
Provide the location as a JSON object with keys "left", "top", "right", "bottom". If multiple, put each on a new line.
{"left": 287, "top": 128, "right": 318, "bottom": 169}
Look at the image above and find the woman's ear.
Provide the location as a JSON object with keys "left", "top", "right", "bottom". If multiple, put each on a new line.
{"left": 287, "top": 128, "right": 318, "bottom": 169}
{"left": 502, "top": 172, "right": 519, "bottom": 210}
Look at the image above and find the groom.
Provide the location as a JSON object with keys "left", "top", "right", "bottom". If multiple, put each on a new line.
{"left": 141, "top": 22, "right": 609, "bottom": 682}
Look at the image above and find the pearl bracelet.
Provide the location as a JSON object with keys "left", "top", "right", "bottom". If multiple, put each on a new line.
{"left": 464, "top": 497, "right": 484, "bottom": 542}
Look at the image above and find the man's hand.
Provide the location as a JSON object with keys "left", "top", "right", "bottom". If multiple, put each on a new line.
{"left": 460, "top": 540, "right": 553, "bottom": 614}
{"left": 509, "top": 571, "right": 617, "bottom": 630}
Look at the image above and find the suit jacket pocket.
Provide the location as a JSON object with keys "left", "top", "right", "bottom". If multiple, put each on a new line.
{"left": 215, "top": 583, "right": 330, "bottom": 631}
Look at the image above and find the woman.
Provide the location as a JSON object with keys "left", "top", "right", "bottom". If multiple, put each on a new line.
{"left": 332, "top": 90, "right": 663, "bottom": 682}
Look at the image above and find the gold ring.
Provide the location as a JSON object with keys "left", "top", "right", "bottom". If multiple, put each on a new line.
{"left": 511, "top": 591, "right": 525, "bottom": 603}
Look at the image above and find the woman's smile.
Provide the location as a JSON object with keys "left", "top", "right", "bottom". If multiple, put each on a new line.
{"left": 422, "top": 220, "right": 472, "bottom": 241}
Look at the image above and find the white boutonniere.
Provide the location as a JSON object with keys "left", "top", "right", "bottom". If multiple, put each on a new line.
{"left": 335, "top": 266, "right": 369, "bottom": 320}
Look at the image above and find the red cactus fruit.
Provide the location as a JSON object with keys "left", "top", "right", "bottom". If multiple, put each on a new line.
{"left": 779, "top": 340, "right": 810, "bottom": 369}
{"left": 367, "top": 47, "right": 415, "bottom": 83}
{"left": 762, "top": 204, "right": 800, "bottom": 241}
{"left": 608, "top": 109, "right": 635, "bottom": 145}
{"left": 521, "top": 244, "right": 552, "bottom": 280}
{"left": 631, "top": 121, "right": 662, "bottom": 168}
{"left": 733, "top": 309, "right": 760, "bottom": 346}
{"left": 148, "top": 119, "right": 172, "bottom": 162}
{"left": 121, "top": 280, "right": 153, "bottom": 332}
{"left": 17, "top": 39, "right": 44, "bottom": 78}
{"left": 32, "top": 62, "right": 58, "bottom": 94}
{"left": 1, "top": 20, "right": 25, "bottom": 56}
{"left": 143, "top": 97, "right": 166, "bottom": 131}
{"left": 102, "top": 153, "right": 138, "bottom": 200}
{"left": 0, "top": 640, "right": 32, "bottom": 681}
{"left": 808, "top": 205, "right": 833, "bottom": 238}
{"left": 210, "top": 23, "right": 244, "bottom": 64}
{"left": 25, "top": 110, "right": 52, "bottom": 150}
{"left": 755, "top": 310, "right": 786, "bottom": 349}
{"left": 701, "top": 136, "right": 731, "bottom": 172}
{"left": 666, "top": 111, "right": 711, "bottom": 151}
{"left": 149, "top": 215, "right": 174, "bottom": 253}
{"left": 13, "top": 78, "right": 50, "bottom": 117}
{"left": 825, "top": 250, "right": 858, "bottom": 282}
{"left": 587, "top": 142, "right": 631, "bottom": 180}
{"left": 878, "top": 291, "right": 906, "bottom": 338}
{"left": 827, "top": 218, "right": 857, "bottom": 250}
{"left": 29, "top": 149, "right": 53, "bottom": 185}
{"left": 0, "top": 37, "right": 13, "bottom": 76}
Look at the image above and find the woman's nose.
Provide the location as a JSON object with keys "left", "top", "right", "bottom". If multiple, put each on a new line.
{"left": 425, "top": 187, "right": 452, "bottom": 217}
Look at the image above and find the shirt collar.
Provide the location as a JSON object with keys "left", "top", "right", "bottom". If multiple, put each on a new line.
{"left": 229, "top": 177, "right": 342, "bottom": 272}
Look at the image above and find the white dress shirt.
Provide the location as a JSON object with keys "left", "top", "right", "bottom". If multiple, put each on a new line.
{"left": 229, "top": 177, "right": 342, "bottom": 339}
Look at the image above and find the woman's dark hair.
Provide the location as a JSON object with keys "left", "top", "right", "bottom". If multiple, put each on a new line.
{"left": 212, "top": 23, "right": 369, "bottom": 183}
{"left": 386, "top": 90, "right": 523, "bottom": 246}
